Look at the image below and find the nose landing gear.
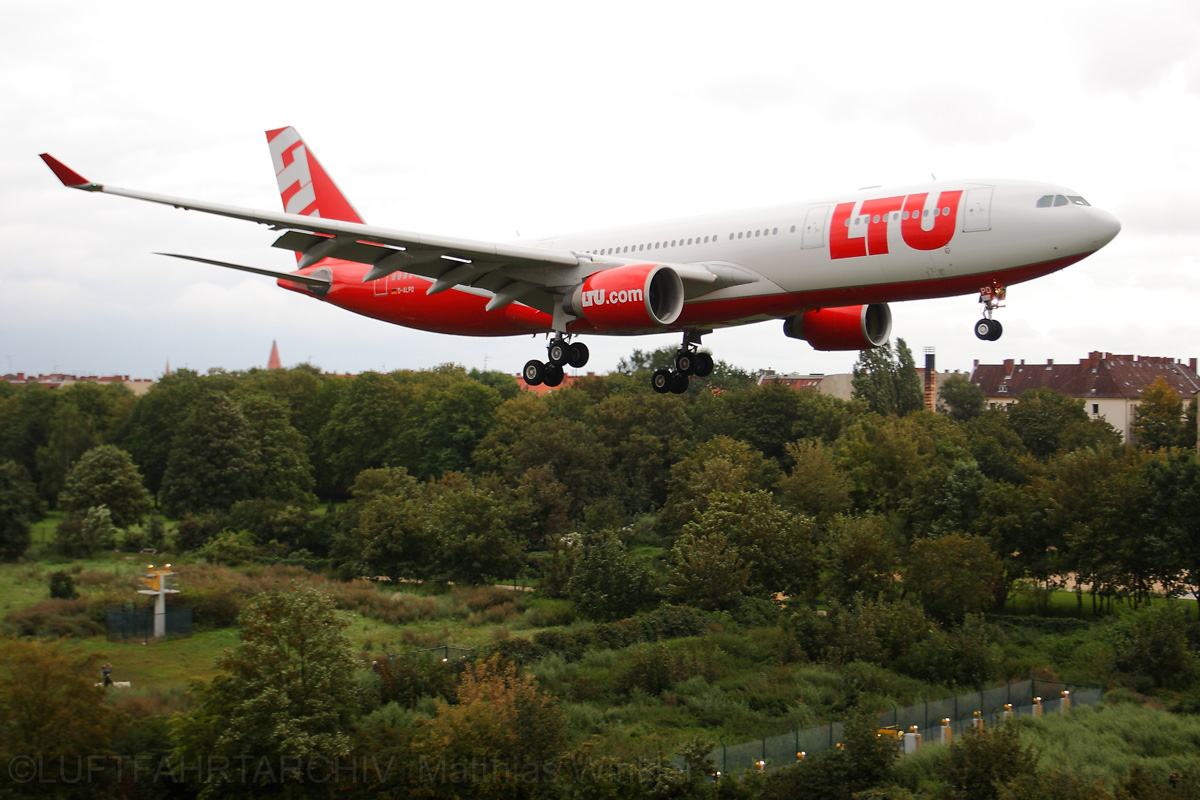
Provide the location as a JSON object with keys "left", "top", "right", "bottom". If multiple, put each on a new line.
{"left": 975, "top": 284, "right": 1005, "bottom": 341}
{"left": 523, "top": 336, "right": 590, "bottom": 387}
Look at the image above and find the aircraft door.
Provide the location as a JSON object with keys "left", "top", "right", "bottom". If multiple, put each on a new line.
{"left": 802, "top": 205, "right": 830, "bottom": 249}
{"left": 962, "top": 187, "right": 993, "bottom": 232}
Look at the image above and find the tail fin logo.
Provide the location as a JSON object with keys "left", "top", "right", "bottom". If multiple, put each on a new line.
{"left": 268, "top": 127, "right": 319, "bottom": 217}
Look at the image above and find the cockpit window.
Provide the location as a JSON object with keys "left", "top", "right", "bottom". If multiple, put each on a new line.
{"left": 1038, "top": 194, "right": 1091, "bottom": 208}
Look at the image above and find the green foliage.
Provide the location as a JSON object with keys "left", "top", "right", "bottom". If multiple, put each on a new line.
{"left": 657, "top": 436, "right": 781, "bottom": 536}
{"left": 665, "top": 528, "right": 750, "bottom": 611}
{"left": 852, "top": 338, "right": 924, "bottom": 417}
{"left": 567, "top": 529, "right": 653, "bottom": 621}
{"left": 160, "top": 393, "right": 260, "bottom": 517}
{"left": 236, "top": 393, "right": 316, "bottom": 504}
{"left": 48, "top": 569, "right": 77, "bottom": 599}
{"left": 1107, "top": 603, "right": 1198, "bottom": 688}
{"left": 938, "top": 720, "right": 1037, "bottom": 800}
{"left": 374, "top": 652, "right": 458, "bottom": 709}
{"left": 0, "top": 639, "right": 118, "bottom": 796}
{"left": 762, "top": 705, "right": 897, "bottom": 800}
{"left": 172, "top": 582, "right": 359, "bottom": 796}
{"left": 1132, "top": 378, "right": 1191, "bottom": 451}
{"left": 820, "top": 514, "right": 898, "bottom": 604}
{"left": 1007, "top": 387, "right": 1121, "bottom": 458}
{"left": 776, "top": 439, "right": 852, "bottom": 520}
{"left": 57, "top": 444, "right": 151, "bottom": 529}
{"left": 938, "top": 373, "right": 987, "bottom": 421}
{"left": 0, "top": 460, "right": 42, "bottom": 559}
{"left": 403, "top": 654, "right": 569, "bottom": 799}
{"left": 55, "top": 505, "right": 116, "bottom": 558}
{"left": 906, "top": 533, "right": 1003, "bottom": 624}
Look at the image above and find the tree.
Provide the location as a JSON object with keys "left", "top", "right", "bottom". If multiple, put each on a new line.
{"left": 0, "top": 460, "right": 43, "bottom": 560}
{"left": 55, "top": 505, "right": 116, "bottom": 558}
{"left": 676, "top": 490, "right": 820, "bottom": 602}
{"left": 851, "top": 338, "right": 924, "bottom": 416}
{"left": 408, "top": 655, "right": 568, "bottom": 800}
{"left": 905, "top": 533, "right": 1002, "bottom": 624}
{"left": 938, "top": 373, "right": 987, "bottom": 421}
{"left": 172, "top": 583, "right": 358, "bottom": 796}
{"left": 1108, "top": 603, "right": 1197, "bottom": 688}
{"left": 418, "top": 380, "right": 502, "bottom": 478}
{"left": 820, "top": 514, "right": 898, "bottom": 604}
{"left": 1131, "top": 377, "right": 1190, "bottom": 450}
{"left": 316, "top": 371, "right": 417, "bottom": 492}
{"left": 121, "top": 369, "right": 216, "bottom": 498}
{"left": 938, "top": 721, "right": 1037, "bottom": 800}
{"left": 160, "top": 394, "right": 260, "bottom": 517}
{"left": 0, "top": 639, "right": 118, "bottom": 798}
{"left": 428, "top": 476, "right": 523, "bottom": 584}
{"left": 776, "top": 439, "right": 852, "bottom": 521}
{"left": 1006, "top": 387, "right": 1121, "bottom": 458}
{"left": 566, "top": 529, "right": 652, "bottom": 621}
{"left": 664, "top": 529, "right": 750, "bottom": 611}
{"left": 57, "top": 445, "right": 151, "bottom": 529}
{"left": 657, "top": 436, "right": 781, "bottom": 535}
{"left": 1143, "top": 450, "right": 1200, "bottom": 609}
{"left": 331, "top": 467, "right": 432, "bottom": 580}
{"left": 237, "top": 394, "right": 315, "bottom": 505}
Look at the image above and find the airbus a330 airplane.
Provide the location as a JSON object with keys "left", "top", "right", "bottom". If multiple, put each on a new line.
{"left": 41, "top": 128, "right": 1120, "bottom": 393}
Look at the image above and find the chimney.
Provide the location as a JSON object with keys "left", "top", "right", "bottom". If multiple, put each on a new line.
{"left": 924, "top": 348, "right": 936, "bottom": 410}
{"left": 1003, "top": 358, "right": 1015, "bottom": 375}
{"left": 1190, "top": 358, "right": 1197, "bottom": 373}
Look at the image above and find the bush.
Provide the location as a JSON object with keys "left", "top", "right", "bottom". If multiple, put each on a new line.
{"left": 1108, "top": 603, "right": 1198, "bottom": 689}
{"left": 49, "top": 570, "right": 78, "bottom": 600}
{"left": 4, "top": 598, "right": 102, "bottom": 637}
{"left": 939, "top": 721, "right": 1036, "bottom": 800}
{"left": 173, "top": 513, "right": 226, "bottom": 553}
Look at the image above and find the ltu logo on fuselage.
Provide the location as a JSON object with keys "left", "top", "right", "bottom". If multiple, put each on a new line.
{"left": 581, "top": 288, "right": 645, "bottom": 308}
{"left": 830, "top": 190, "right": 963, "bottom": 260}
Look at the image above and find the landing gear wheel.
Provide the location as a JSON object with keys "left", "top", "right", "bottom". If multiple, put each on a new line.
{"left": 670, "top": 372, "right": 690, "bottom": 394}
{"left": 522, "top": 360, "right": 546, "bottom": 386}
{"left": 542, "top": 365, "right": 565, "bottom": 387}
{"left": 675, "top": 351, "right": 695, "bottom": 375}
{"left": 986, "top": 319, "right": 1003, "bottom": 341}
{"left": 651, "top": 368, "right": 674, "bottom": 394}
{"left": 974, "top": 319, "right": 998, "bottom": 341}
{"left": 547, "top": 340, "right": 569, "bottom": 367}
{"left": 694, "top": 352, "right": 714, "bottom": 377}
{"left": 567, "top": 342, "right": 590, "bottom": 369}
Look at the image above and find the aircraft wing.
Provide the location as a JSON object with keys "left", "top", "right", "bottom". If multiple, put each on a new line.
{"left": 40, "top": 154, "right": 751, "bottom": 316}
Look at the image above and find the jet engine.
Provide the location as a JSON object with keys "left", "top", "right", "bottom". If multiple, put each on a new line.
{"left": 782, "top": 303, "right": 892, "bottom": 350}
{"left": 563, "top": 263, "right": 685, "bottom": 331}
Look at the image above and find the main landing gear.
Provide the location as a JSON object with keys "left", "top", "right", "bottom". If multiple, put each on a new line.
{"left": 522, "top": 336, "right": 589, "bottom": 387}
{"left": 975, "top": 284, "right": 1006, "bottom": 342}
{"left": 651, "top": 332, "right": 714, "bottom": 395}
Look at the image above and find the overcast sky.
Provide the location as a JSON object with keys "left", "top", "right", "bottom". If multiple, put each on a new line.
{"left": 4, "top": 0, "right": 1198, "bottom": 381}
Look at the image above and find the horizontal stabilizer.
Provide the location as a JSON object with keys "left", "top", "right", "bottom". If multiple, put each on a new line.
{"left": 155, "top": 253, "right": 332, "bottom": 287}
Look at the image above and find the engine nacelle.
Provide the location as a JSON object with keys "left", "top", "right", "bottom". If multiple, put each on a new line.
{"left": 782, "top": 303, "right": 892, "bottom": 350}
{"left": 562, "top": 263, "right": 684, "bottom": 331}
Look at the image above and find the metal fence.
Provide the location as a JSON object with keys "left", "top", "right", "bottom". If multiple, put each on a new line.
{"left": 385, "top": 644, "right": 476, "bottom": 662}
{"left": 105, "top": 606, "right": 193, "bottom": 641}
{"left": 707, "top": 678, "right": 1103, "bottom": 774}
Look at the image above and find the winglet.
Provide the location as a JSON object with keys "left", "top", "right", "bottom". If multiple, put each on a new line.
{"left": 39, "top": 154, "right": 97, "bottom": 189}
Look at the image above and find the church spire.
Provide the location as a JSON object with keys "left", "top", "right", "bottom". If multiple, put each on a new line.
{"left": 267, "top": 340, "right": 282, "bottom": 370}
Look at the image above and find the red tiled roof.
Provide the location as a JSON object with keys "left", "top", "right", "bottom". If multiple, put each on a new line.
{"left": 971, "top": 352, "right": 1200, "bottom": 400}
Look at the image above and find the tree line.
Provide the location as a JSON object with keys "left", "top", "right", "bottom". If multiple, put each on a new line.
{"left": 0, "top": 341, "right": 1198, "bottom": 616}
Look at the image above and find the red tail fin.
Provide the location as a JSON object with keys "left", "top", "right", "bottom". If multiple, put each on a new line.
{"left": 265, "top": 127, "right": 364, "bottom": 224}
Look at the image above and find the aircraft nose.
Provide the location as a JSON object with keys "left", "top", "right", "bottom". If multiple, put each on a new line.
{"left": 1090, "top": 208, "right": 1121, "bottom": 248}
